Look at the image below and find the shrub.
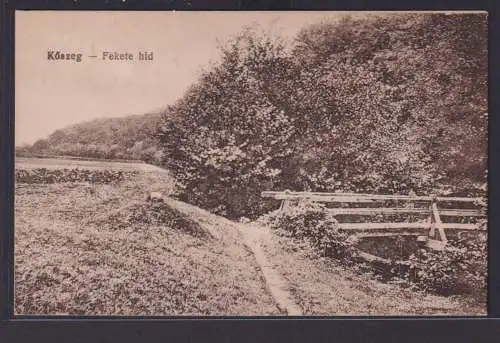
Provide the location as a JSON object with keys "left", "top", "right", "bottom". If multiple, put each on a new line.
{"left": 391, "top": 230, "right": 487, "bottom": 296}
{"left": 264, "top": 203, "right": 486, "bottom": 297}
{"left": 265, "top": 201, "right": 355, "bottom": 259}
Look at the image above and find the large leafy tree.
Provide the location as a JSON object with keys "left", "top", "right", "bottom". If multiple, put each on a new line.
{"left": 158, "top": 13, "right": 487, "bottom": 218}
{"left": 158, "top": 30, "right": 295, "bottom": 217}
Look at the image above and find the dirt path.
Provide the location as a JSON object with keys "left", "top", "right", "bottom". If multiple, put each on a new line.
{"left": 239, "top": 224, "right": 303, "bottom": 315}
{"left": 165, "top": 198, "right": 302, "bottom": 315}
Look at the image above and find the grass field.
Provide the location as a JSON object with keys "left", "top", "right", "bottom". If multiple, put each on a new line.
{"left": 14, "top": 157, "right": 486, "bottom": 316}
{"left": 15, "top": 156, "right": 165, "bottom": 172}
{"left": 14, "top": 158, "right": 278, "bottom": 315}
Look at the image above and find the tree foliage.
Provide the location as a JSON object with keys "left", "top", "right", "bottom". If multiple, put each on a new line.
{"left": 157, "top": 13, "right": 487, "bottom": 219}
{"left": 18, "top": 112, "right": 166, "bottom": 164}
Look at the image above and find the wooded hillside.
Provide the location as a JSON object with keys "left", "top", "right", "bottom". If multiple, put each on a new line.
{"left": 17, "top": 112, "right": 165, "bottom": 164}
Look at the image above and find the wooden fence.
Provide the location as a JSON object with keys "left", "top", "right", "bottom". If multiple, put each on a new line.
{"left": 261, "top": 191, "right": 486, "bottom": 249}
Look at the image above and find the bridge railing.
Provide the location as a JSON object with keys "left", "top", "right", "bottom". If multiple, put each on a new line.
{"left": 261, "top": 191, "right": 486, "bottom": 247}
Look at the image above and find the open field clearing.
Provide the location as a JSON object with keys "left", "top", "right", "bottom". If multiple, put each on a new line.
{"left": 15, "top": 161, "right": 279, "bottom": 315}
{"left": 15, "top": 156, "right": 166, "bottom": 172}
{"left": 14, "top": 158, "right": 486, "bottom": 316}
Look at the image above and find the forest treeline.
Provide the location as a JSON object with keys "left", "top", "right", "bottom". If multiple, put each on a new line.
{"left": 157, "top": 13, "right": 487, "bottom": 218}
{"left": 17, "top": 112, "right": 164, "bottom": 164}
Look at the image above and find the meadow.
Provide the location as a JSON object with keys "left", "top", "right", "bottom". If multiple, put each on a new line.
{"left": 14, "top": 157, "right": 486, "bottom": 316}
{"left": 14, "top": 157, "right": 278, "bottom": 315}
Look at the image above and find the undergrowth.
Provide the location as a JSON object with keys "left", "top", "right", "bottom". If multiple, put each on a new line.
{"left": 262, "top": 201, "right": 356, "bottom": 260}
{"left": 261, "top": 202, "right": 487, "bottom": 298}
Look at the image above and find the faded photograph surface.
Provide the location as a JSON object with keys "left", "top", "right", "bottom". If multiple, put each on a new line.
{"left": 15, "top": 11, "right": 487, "bottom": 316}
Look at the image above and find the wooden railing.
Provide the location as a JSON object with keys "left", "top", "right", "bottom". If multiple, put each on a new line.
{"left": 261, "top": 191, "right": 486, "bottom": 248}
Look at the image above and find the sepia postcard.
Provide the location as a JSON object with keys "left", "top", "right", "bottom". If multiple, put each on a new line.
{"left": 14, "top": 10, "right": 488, "bottom": 316}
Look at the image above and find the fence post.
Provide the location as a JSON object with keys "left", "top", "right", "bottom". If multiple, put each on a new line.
{"left": 281, "top": 200, "right": 291, "bottom": 212}
{"left": 431, "top": 197, "right": 447, "bottom": 243}
{"left": 428, "top": 198, "right": 436, "bottom": 238}
{"left": 428, "top": 211, "right": 436, "bottom": 239}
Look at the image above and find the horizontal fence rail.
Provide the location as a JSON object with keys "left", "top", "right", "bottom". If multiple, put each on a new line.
{"left": 338, "top": 223, "right": 478, "bottom": 231}
{"left": 261, "top": 190, "right": 487, "bottom": 249}
{"left": 326, "top": 208, "right": 483, "bottom": 216}
{"left": 261, "top": 191, "right": 484, "bottom": 203}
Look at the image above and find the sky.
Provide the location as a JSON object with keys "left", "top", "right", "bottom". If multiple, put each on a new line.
{"left": 15, "top": 10, "right": 354, "bottom": 145}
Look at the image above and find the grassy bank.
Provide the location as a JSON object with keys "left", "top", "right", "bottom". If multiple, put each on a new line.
{"left": 258, "top": 229, "right": 486, "bottom": 316}
{"left": 15, "top": 168, "right": 278, "bottom": 315}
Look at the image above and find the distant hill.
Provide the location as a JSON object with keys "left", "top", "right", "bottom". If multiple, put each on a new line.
{"left": 16, "top": 112, "right": 165, "bottom": 165}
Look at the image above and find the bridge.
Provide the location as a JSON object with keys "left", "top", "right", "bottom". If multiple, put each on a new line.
{"left": 261, "top": 191, "right": 487, "bottom": 250}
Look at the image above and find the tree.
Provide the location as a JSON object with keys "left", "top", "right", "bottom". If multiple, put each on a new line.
{"left": 158, "top": 13, "right": 487, "bottom": 218}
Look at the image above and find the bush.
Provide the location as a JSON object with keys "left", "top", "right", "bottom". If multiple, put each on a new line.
{"left": 391, "top": 230, "right": 487, "bottom": 296}
{"left": 264, "top": 202, "right": 486, "bottom": 297}
{"left": 265, "top": 201, "right": 355, "bottom": 259}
